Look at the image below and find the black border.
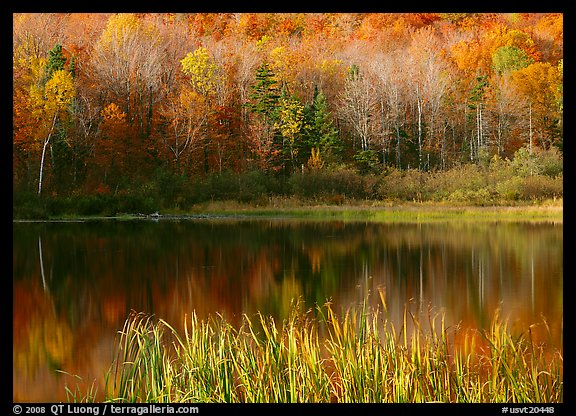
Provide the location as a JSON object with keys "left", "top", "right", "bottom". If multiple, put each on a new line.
{"left": 7, "top": 2, "right": 571, "bottom": 413}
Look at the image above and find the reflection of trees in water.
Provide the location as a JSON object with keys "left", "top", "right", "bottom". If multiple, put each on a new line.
{"left": 13, "top": 221, "right": 562, "bottom": 327}
{"left": 335, "top": 222, "right": 562, "bottom": 345}
{"left": 13, "top": 220, "right": 562, "bottom": 401}
{"left": 14, "top": 221, "right": 562, "bottom": 317}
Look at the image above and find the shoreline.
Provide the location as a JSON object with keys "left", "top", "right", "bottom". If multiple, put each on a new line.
{"left": 13, "top": 201, "right": 563, "bottom": 223}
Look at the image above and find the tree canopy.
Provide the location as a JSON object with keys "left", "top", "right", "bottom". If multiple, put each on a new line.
{"left": 13, "top": 12, "right": 563, "bottom": 197}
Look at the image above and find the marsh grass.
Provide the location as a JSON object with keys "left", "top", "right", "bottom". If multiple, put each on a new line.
{"left": 102, "top": 293, "right": 562, "bottom": 403}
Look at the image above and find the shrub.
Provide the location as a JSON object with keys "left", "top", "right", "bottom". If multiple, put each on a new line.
{"left": 13, "top": 191, "right": 50, "bottom": 219}
{"left": 536, "top": 147, "right": 563, "bottom": 178}
{"left": 519, "top": 174, "right": 563, "bottom": 200}
{"left": 495, "top": 177, "right": 523, "bottom": 201}
{"left": 445, "top": 187, "right": 493, "bottom": 205}
{"left": 496, "top": 175, "right": 563, "bottom": 201}
{"left": 377, "top": 168, "right": 425, "bottom": 201}
{"left": 289, "top": 168, "right": 366, "bottom": 200}
{"left": 237, "top": 170, "right": 273, "bottom": 203}
{"left": 511, "top": 146, "right": 563, "bottom": 178}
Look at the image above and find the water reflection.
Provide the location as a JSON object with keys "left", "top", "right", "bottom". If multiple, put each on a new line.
{"left": 13, "top": 219, "right": 562, "bottom": 402}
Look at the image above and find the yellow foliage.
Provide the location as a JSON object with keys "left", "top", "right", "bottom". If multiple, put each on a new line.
{"left": 99, "top": 13, "right": 141, "bottom": 50}
{"left": 256, "top": 35, "right": 272, "bottom": 51}
{"left": 180, "top": 47, "right": 219, "bottom": 96}
{"left": 27, "top": 69, "right": 75, "bottom": 127}
{"left": 269, "top": 46, "right": 301, "bottom": 85}
{"left": 275, "top": 97, "right": 305, "bottom": 141}
{"left": 101, "top": 102, "right": 127, "bottom": 122}
{"left": 44, "top": 70, "right": 75, "bottom": 111}
{"left": 307, "top": 147, "right": 324, "bottom": 171}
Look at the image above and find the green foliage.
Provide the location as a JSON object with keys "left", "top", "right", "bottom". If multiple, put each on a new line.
{"left": 511, "top": 146, "right": 563, "bottom": 177}
{"left": 289, "top": 168, "right": 366, "bottom": 201}
{"left": 13, "top": 155, "right": 564, "bottom": 218}
{"left": 186, "top": 170, "right": 282, "bottom": 205}
{"left": 303, "top": 86, "right": 342, "bottom": 166}
{"left": 45, "top": 44, "right": 67, "bottom": 81}
{"left": 492, "top": 45, "right": 534, "bottom": 75}
{"left": 468, "top": 74, "right": 488, "bottom": 110}
{"left": 353, "top": 150, "right": 379, "bottom": 174}
{"left": 246, "top": 62, "right": 281, "bottom": 121}
{"left": 98, "top": 296, "right": 562, "bottom": 403}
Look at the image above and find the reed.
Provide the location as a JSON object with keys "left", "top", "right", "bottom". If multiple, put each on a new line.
{"left": 101, "top": 293, "right": 562, "bottom": 403}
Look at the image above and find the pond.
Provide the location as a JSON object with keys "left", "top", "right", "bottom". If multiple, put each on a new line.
{"left": 13, "top": 218, "right": 563, "bottom": 402}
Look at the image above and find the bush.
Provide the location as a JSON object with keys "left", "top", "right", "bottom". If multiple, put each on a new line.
{"left": 445, "top": 187, "right": 493, "bottom": 205}
{"left": 536, "top": 147, "right": 563, "bottom": 177}
{"left": 376, "top": 168, "right": 425, "bottom": 201}
{"left": 519, "top": 174, "right": 563, "bottom": 200}
{"left": 495, "top": 175, "right": 563, "bottom": 201}
{"left": 289, "top": 168, "right": 366, "bottom": 200}
{"left": 495, "top": 177, "right": 523, "bottom": 201}
{"left": 511, "top": 146, "right": 563, "bottom": 178}
{"left": 237, "top": 170, "right": 276, "bottom": 203}
{"left": 13, "top": 191, "right": 50, "bottom": 219}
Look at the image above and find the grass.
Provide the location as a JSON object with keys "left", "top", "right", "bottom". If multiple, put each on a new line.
{"left": 179, "top": 199, "right": 563, "bottom": 224}
{"left": 93, "top": 291, "right": 562, "bottom": 403}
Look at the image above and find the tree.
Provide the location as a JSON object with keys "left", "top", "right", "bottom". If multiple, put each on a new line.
{"left": 340, "top": 64, "right": 378, "bottom": 154}
{"left": 246, "top": 62, "right": 281, "bottom": 120}
{"left": 91, "top": 13, "right": 166, "bottom": 137}
{"left": 245, "top": 62, "right": 284, "bottom": 172}
{"left": 370, "top": 51, "right": 408, "bottom": 168}
{"left": 492, "top": 45, "right": 533, "bottom": 75}
{"left": 303, "top": 85, "right": 341, "bottom": 166}
{"left": 45, "top": 43, "right": 67, "bottom": 80}
{"left": 467, "top": 74, "right": 489, "bottom": 162}
{"left": 180, "top": 47, "right": 220, "bottom": 97}
{"left": 178, "top": 46, "right": 223, "bottom": 173}
{"left": 408, "top": 26, "right": 451, "bottom": 170}
{"left": 158, "top": 88, "right": 210, "bottom": 175}
{"left": 32, "top": 69, "right": 76, "bottom": 195}
{"left": 275, "top": 89, "right": 306, "bottom": 171}
{"left": 510, "top": 62, "right": 562, "bottom": 151}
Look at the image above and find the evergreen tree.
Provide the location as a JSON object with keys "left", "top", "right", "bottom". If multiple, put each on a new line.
{"left": 45, "top": 44, "right": 67, "bottom": 81}
{"left": 69, "top": 54, "right": 76, "bottom": 79}
{"left": 245, "top": 62, "right": 286, "bottom": 173}
{"left": 246, "top": 62, "right": 281, "bottom": 122}
{"left": 303, "top": 85, "right": 342, "bottom": 166}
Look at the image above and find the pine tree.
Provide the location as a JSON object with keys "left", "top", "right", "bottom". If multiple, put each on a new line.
{"left": 246, "top": 62, "right": 280, "bottom": 122}
{"left": 45, "top": 44, "right": 67, "bottom": 81}
{"left": 303, "top": 85, "right": 342, "bottom": 166}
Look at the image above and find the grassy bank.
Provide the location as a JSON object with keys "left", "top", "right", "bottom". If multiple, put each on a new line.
{"left": 73, "top": 294, "right": 562, "bottom": 403}
{"left": 13, "top": 199, "right": 563, "bottom": 224}
{"left": 182, "top": 199, "right": 563, "bottom": 223}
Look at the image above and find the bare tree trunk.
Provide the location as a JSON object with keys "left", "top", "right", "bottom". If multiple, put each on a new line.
{"left": 441, "top": 123, "right": 447, "bottom": 170}
{"left": 38, "top": 113, "right": 58, "bottom": 195}
{"left": 529, "top": 102, "right": 533, "bottom": 155}
{"left": 416, "top": 85, "right": 423, "bottom": 171}
{"left": 396, "top": 122, "right": 401, "bottom": 169}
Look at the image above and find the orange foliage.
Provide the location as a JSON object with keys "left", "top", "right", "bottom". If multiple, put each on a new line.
{"left": 12, "top": 12, "right": 563, "bottom": 193}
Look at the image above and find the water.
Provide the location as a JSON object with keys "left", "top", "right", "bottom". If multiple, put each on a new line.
{"left": 13, "top": 218, "right": 563, "bottom": 402}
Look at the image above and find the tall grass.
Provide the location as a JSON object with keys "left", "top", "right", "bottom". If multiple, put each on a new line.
{"left": 101, "top": 294, "right": 562, "bottom": 403}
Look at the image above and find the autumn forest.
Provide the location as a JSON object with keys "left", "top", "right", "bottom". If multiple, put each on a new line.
{"left": 13, "top": 13, "right": 563, "bottom": 216}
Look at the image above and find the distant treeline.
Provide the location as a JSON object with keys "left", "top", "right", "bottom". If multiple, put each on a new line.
{"left": 13, "top": 13, "right": 562, "bottom": 205}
